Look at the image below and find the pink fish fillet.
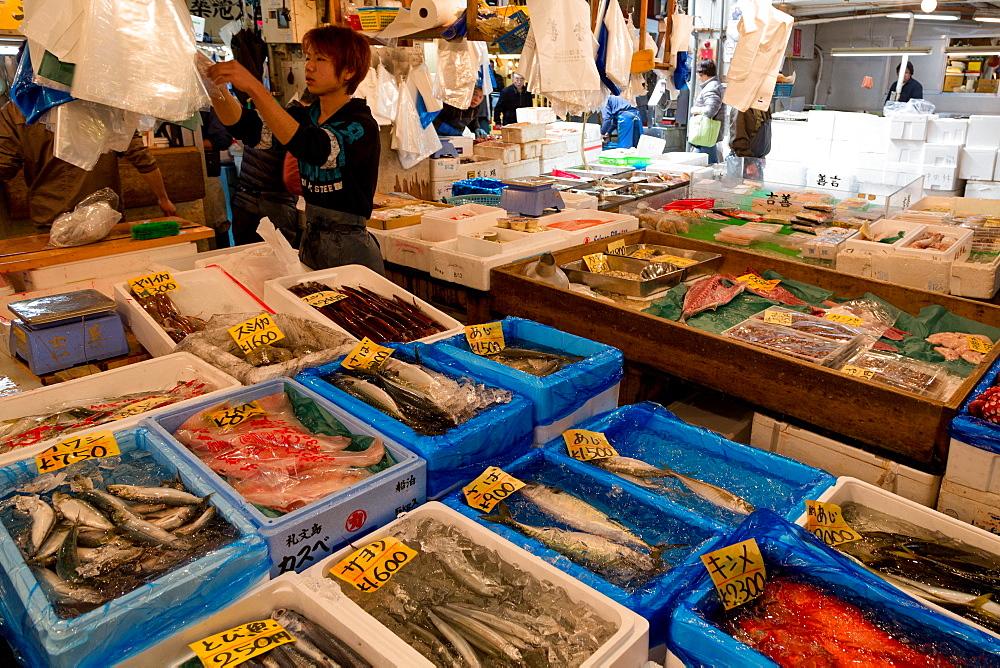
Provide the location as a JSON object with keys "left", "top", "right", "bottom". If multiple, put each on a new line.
{"left": 232, "top": 467, "right": 373, "bottom": 513}
{"left": 681, "top": 276, "right": 746, "bottom": 322}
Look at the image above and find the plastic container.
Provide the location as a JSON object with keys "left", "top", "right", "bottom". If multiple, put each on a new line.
{"left": 454, "top": 227, "right": 565, "bottom": 258}
{"left": 302, "top": 501, "right": 651, "bottom": 667}
{"left": 146, "top": 378, "right": 427, "bottom": 577}
{"left": 420, "top": 203, "right": 507, "bottom": 242}
{"left": 539, "top": 209, "right": 640, "bottom": 245}
{"left": 838, "top": 350, "right": 951, "bottom": 399}
{"left": 382, "top": 225, "right": 450, "bottom": 273}
{"left": 895, "top": 223, "right": 974, "bottom": 263}
{"left": 841, "top": 219, "right": 926, "bottom": 256}
{"left": 0, "top": 427, "right": 268, "bottom": 668}
{"left": 948, "top": 357, "right": 1000, "bottom": 492}
{"left": 429, "top": 232, "right": 572, "bottom": 291}
{"left": 356, "top": 6, "right": 399, "bottom": 30}
{"left": 113, "top": 266, "right": 272, "bottom": 357}
{"left": 722, "top": 319, "right": 856, "bottom": 367}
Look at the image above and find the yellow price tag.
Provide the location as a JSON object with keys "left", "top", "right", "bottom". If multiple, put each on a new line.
{"left": 342, "top": 337, "right": 394, "bottom": 371}
{"left": 654, "top": 255, "right": 698, "bottom": 267}
{"left": 607, "top": 239, "right": 626, "bottom": 254}
{"left": 228, "top": 313, "right": 285, "bottom": 354}
{"left": 629, "top": 248, "right": 658, "bottom": 260}
{"left": 804, "top": 500, "right": 862, "bottom": 547}
{"left": 841, "top": 365, "right": 876, "bottom": 380}
{"left": 329, "top": 537, "right": 418, "bottom": 592}
{"left": 984, "top": 218, "right": 1000, "bottom": 228}
{"left": 111, "top": 397, "right": 167, "bottom": 420}
{"left": 127, "top": 271, "right": 179, "bottom": 298}
{"left": 563, "top": 429, "right": 619, "bottom": 461}
{"left": 763, "top": 310, "right": 795, "bottom": 327}
{"left": 462, "top": 466, "right": 525, "bottom": 513}
{"left": 206, "top": 401, "right": 267, "bottom": 429}
{"left": 824, "top": 313, "right": 864, "bottom": 326}
{"left": 189, "top": 619, "right": 294, "bottom": 667}
{"left": 35, "top": 431, "right": 120, "bottom": 473}
{"left": 302, "top": 290, "right": 348, "bottom": 308}
{"left": 464, "top": 322, "right": 506, "bottom": 356}
{"left": 735, "top": 274, "right": 780, "bottom": 292}
{"left": 968, "top": 336, "right": 994, "bottom": 355}
{"left": 583, "top": 253, "right": 610, "bottom": 273}
{"left": 700, "top": 538, "right": 767, "bottom": 610}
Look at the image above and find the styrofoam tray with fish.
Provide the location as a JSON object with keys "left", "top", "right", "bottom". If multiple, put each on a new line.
{"left": 441, "top": 449, "right": 726, "bottom": 647}
{"left": 0, "top": 427, "right": 268, "bottom": 668}
{"left": 0, "top": 352, "right": 240, "bottom": 470}
{"left": 301, "top": 501, "right": 651, "bottom": 668}
{"left": 896, "top": 224, "right": 974, "bottom": 262}
{"left": 841, "top": 218, "right": 925, "bottom": 256}
{"left": 296, "top": 349, "right": 534, "bottom": 499}
{"left": 542, "top": 402, "right": 835, "bottom": 527}
{"left": 144, "top": 378, "right": 427, "bottom": 577}
{"left": 668, "top": 510, "right": 1000, "bottom": 668}
{"left": 795, "top": 477, "right": 1000, "bottom": 639}
{"left": 539, "top": 209, "right": 639, "bottom": 245}
{"left": 413, "top": 316, "right": 623, "bottom": 426}
{"left": 563, "top": 255, "right": 684, "bottom": 298}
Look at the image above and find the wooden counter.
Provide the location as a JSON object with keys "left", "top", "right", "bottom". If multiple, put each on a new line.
{"left": 490, "top": 229, "right": 1000, "bottom": 469}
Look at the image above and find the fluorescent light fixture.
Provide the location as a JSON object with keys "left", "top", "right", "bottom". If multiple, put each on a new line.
{"left": 830, "top": 47, "right": 933, "bottom": 57}
{"left": 974, "top": 13, "right": 1000, "bottom": 23}
{"left": 886, "top": 12, "right": 959, "bottom": 20}
{"left": 945, "top": 48, "right": 1000, "bottom": 56}
{"left": 0, "top": 45, "right": 18, "bottom": 55}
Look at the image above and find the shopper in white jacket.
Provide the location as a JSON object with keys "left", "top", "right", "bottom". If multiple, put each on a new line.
{"left": 689, "top": 60, "right": 726, "bottom": 164}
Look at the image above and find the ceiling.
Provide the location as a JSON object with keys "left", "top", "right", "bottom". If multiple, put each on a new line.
{"left": 776, "top": 0, "right": 1000, "bottom": 20}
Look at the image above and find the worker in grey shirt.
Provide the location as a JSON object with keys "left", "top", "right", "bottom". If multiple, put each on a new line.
{"left": 689, "top": 59, "right": 726, "bottom": 164}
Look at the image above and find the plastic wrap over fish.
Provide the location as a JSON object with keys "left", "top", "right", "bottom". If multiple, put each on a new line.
{"left": 667, "top": 510, "right": 1000, "bottom": 667}
{"left": 443, "top": 449, "right": 726, "bottom": 646}
{"left": 542, "top": 402, "right": 835, "bottom": 527}
{"left": 950, "top": 357, "right": 1000, "bottom": 456}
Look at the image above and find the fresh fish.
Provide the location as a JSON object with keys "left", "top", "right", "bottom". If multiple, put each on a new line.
{"left": 331, "top": 374, "right": 407, "bottom": 422}
{"left": 51, "top": 492, "right": 114, "bottom": 530}
{"left": 406, "top": 621, "right": 462, "bottom": 668}
{"left": 105, "top": 484, "right": 206, "bottom": 506}
{"left": 591, "top": 455, "right": 673, "bottom": 478}
{"left": 32, "top": 523, "right": 72, "bottom": 563}
{"left": 272, "top": 607, "right": 372, "bottom": 668}
{"left": 426, "top": 537, "right": 502, "bottom": 597}
{"left": 262, "top": 644, "right": 300, "bottom": 668}
{"left": 76, "top": 486, "right": 136, "bottom": 517}
{"left": 364, "top": 371, "right": 459, "bottom": 436}
{"left": 660, "top": 466, "right": 755, "bottom": 515}
{"left": 681, "top": 275, "right": 746, "bottom": 322}
{"left": 56, "top": 524, "right": 83, "bottom": 583}
{"left": 444, "top": 603, "right": 545, "bottom": 647}
{"left": 518, "top": 481, "right": 651, "bottom": 550}
{"left": 126, "top": 502, "right": 168, "bottom": 514}
{"left": 15, "top": 495, "right": 56, "bottom": 556}
{"left": 109, "top": 508, "right": 191, "bottom": 549}
{"left": 433, "top": 606, "right": 523, "bottom": 662}
{"left": 31, "top": 566, "right": 106, "bottom": 608}
{"left": 174, "top": 506, "right": 217, "bottom": 536}
{"left": 881, "top": 573, "right": 1000, "bottom": 632}
{"left": 147, "top": 505, "right": 200, "bottom": 531}
{"left": 484, "top": 348, "right": 584, "bottom": 377}
{"left": 426, "top": 608, "right": 480, "bottom": 668}
{"left": 77, "top": 528, "right": 116, "bottom": 547}
{"left": 76, "top": 542, "right": 145, "bottom": 579}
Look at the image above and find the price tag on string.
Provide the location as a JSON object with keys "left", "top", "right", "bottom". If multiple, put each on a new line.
{"left": 111, "top": 397, "right": 166, "bottom": 420}
{"left": 206, "top": 401, "right": 267, "bottom": 429}
{"left": 700, "top": 538, "right": 767, "bottom": 610}
{"left": 329, "top": 537, "right": 418, "bottom": 592}
{"left": 35, "top": 431, "right": 120, "bottom": 473}
{"left": 968, "top": 336, "right": 994, "bottom": 355}
{"left": 841, "top": 365, "right": 876, "bottom": 380}
{"left": 824, "top": 313, "right": 864, "bottom": 326}
{"left": 735, "top": 274, "right": 780, "bottom": 292}
{"left": 804, "top": 500, "right": 862, "bottom": 547}
{"left": 190, "top": 619, "right": 295, "bottom": 667}
{"left": 583, "top": 252, "right": 610, "bottom": 273}
{"left": 301, "top": 290, "right": 348, "bottom": 308}
{"left": 463, "top": 467, "right": 525, "bottom": 513}
{"left": 342, "top": 337, "right": 394, "bottom": 371}
{"left": 763, "top": 310, "right": 794, "bottom": 326}
{"left": 607, "top": 238, "right": 626, "bottom": 254}
{"left": 563, "top": 429, "right": 618, "bottom": 461}
{"left": 127, "top": 271, "right": 179, "bottom": 298}
{"left": 465, "top": 322, "right": 506, "bottom": 356}
{"left": 228, "top": 313, "right": 285, "bottom": 354}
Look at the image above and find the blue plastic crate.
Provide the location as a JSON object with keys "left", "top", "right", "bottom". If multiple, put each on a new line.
{"left": 774, "top": 83, "right": 794, "bottom": 97}
{"left": 445, "top": 193, "right": 503, "bottom": 207}
{"left": 144, "top": 378, "right": 427, "bottom": 577}
{"left": 541, "top": 402, "right": 835, "bottom": 526}
{"left": 949, "top": 356, "right": 1000, "bottom": 455}
{"left": 0, "top": 427, "right": 268, "bottom": 668}
{"left": 495, "top": 15, "right": 530, "bottom": 54}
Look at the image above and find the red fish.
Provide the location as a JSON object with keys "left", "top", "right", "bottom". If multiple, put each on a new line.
{"left": 681, "top": 276, "right": 746, "bottom": 322}
{"left": 734, "top": 267, "right": 827, "bottom": 315}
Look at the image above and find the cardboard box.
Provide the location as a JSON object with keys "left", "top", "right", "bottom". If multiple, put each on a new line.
{"left": 977, "top": 79, "right": 999, "bottom": 94}
{"left": 501, "top": 122, "right": 546, "bottom": 143}
{"left": 473, "top": 140, "right": 521, "bottom": 163}
{"left": 944, "top": 75, "right": 965, "bottom": 92}
{"left": 520, "top": 140, "right": 542, "bottom": 160}
{"left": 366, "top": 201, "right": 452, "bottom": 230}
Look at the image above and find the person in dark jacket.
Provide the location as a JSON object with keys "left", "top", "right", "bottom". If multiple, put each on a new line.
{"left": 730, "top": 108, "right": 772, "bottom": 159}
{"left": 886, "top": 61, "right": 923, "bottom": 103}
{"left": 493, "top": 74, "right": 532, "bottom": 126}
{"left": 434, "top": 87, "right": 490, "bottom": 138}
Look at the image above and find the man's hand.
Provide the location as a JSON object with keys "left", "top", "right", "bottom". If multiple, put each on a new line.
{"left": 208, "top": 60, "right": 262, "bottom": 95}
{"left": 158, "top": 197, "right": 178, "bottom": 217}
{"left": 475, "top": 128, "right": 489, "bottom": 139}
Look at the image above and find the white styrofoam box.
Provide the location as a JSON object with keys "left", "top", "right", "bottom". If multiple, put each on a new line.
{"left": 158, "top": 242, "right": 268, "bottom": 272}
{"left": 456, "top": 155, "right": 503, "bottom": 180}
{"left": 946, "top": 436, "right": 1000, "bottom": 495}
{"left": 503, "top": 157, "right": 542, "bottom": 179}
{"left": 661, "top": 151, "right": 709, "bottom": 166}
{"left": 889, "top": 114, "right": 930, "bottom": 141}
{"left": 897, "top": 195, "right": 956, "bottom": 223}
{"left": 473, "top": 140, "right": 521, "bottom": 163}
{"left": 636, "top": 134, "right": 667, "bottom": 157}
{"left": 547, "top": 120, "right": 603, "bottom": 142}
{"left": 455, "top": 227, "right": 565, "bottom": 257}
{"left": 796, "top": 477, "right": 1000, "bottom": 638}
{"left": 122, "top": 577, "right": 416, "bottom": 667}
{"left": 539, "top": 209, "right": 640, "bottom": 245}
{"left": 966, "top": 115, "right": 1000, "bottom": 150}
{"left": 887, "top": 139, "right": 925, "bottom": 164}
{"left": 303, "top": 502, "right": 650, "bottom": 668}
{"left": 922, "top": 187, "right": 964, "bottom": 200}
{"left": 263, "top": 264, "right": 461, "bottom": 342}
{"left": 937, "top": 478, "right": 1000, "bottom": 535}
{"left": 438, "top": 134, "right": 473, "bottom": 156}
{"left": 883, "top": 161, "right": 926, "bottom": 187}
{"left": 927, "top": 117, "right": 968, "bottom": 145}
{"left": 533, "top": 382, "right": 620, "bottom": 446}
{"left": 896, "top": 223, "right": 973, "bottom": 262}
{"left": 429, "top": 155, "right": 460, "bottom": 179}
{"left": 960, "top": 148, "right": 998, "bottom": 181}
{"left": 829, "top": 141, "right": 861, "bottom": 165}
{"left": 501, "top": 122, "right": 546, "bottom": 143}
{"left": 540, "top": 138, "right": 567, "bottom": 159}
{"left": 841, "top": 218, "right": 925, "bottom": 256}
{"left": 924, "top": 165, "right": 960, "bottom": 191}
{"left": 923, "top": 143, "right": 961, "bottom": 167}
{"left": 995, "top": 154, "right": 1000, "bottom": 182}
{"left": 750, "top": 413, "right": 941, "bottom": 507}
{"left": 858, "top": 151, "right": 887, "bottom": 170}
{"left": 806, "top": 138, "right": 833, "bottom": 161}
{"left": 965, "top": 180, "right": 1000, "bottom": 200}
{"left": 383, "top": 224, "right": 450, "bottom": 272}
{"left": 807, "top": 109, "right": 838, "bottom": 141}
{"left": 13, "top": 243, "right": 199, "bottom": 291}
{"left": 516, "top": 106, "right": 557, "bottom": 123}
{"left": 559, "top": 190, "right": 599, "bottom": 210}
{"left": 429, "top": 230, "right": 573, "bottom": 291}
{"left": 541, "top": 155, "right": 578, "bottom": 173}
{"left": 420, "top": 202, "right": 506, "bottom": 242}
{"left": 366, "top": 226, "right": 392, "bottom": 260}
{"left": 859, "top": 114, "right": 890, "bottom": 148}
{"left": 874, "top": 252, "right": 952, "bottom": 293}
{"left": 520, "top": 140, "right": 542, "bottom": 160}
{"left": 427, "top": 178, "right": 453, "bottom": 202}
{"left": 951, "top": 252, "right": 1000, "bottom": 299}
{"left": 114, "top": 266, "right": 272, "bottom": 357}
{"left": 805, "top": 167, "right": 857, "bottom": 191}
{"left": 834, "top": 249, "right": 872, "bottom": 278}
{"left": 0, "top": 352, "right": 239, "bottom": 468}
{"left": 832, "top": 110, "right": 868, "bottom": 139}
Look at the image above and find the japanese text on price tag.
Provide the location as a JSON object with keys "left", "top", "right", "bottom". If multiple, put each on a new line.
{"left": 465, "top": 322, "right": 506, "bottom": 356}
{"left": 763, "top": 310, "right": 794, "bottom": 326}
{"left": 656, "top": 255, "right": 698, "bottom": 267}
{"left": 127, "top": 271, "right": 178, "bottom": 298}
{"left": 563, "top": 429, "right": 618, "bottom": 461}
{"left": 583, "top": 253, "right": 610, "bottom": 273}
{"left": 805, "top": 500, "right": 862, "bottom": 547}
{"left": 111, "top": 397, "right": 165, "bottom": 420}
{"left": 342, "top": 337, "right": 394, "bottom": 371}
{"left": 701, "top": 538, "right": 767, "bottom": 610}
{"left": 228, "top": 313, "right": 285, "bottom": 354}
{"left": 190, "top": 619, "right": 294, "bottom": 668}
{"left": 330, "top": 537, "right": 418, "bottom": 592}
{"left": 35, "top": 431, "right": 120, "bottom": 473}
{"left": 607, "top": 238, "right": 626, "bottom": 254}
{"left": 302, "top": 290, "right": 348, "bottom": 308}
{"left": 463, "top": 467, "right": 525, "bottom": 512}
{"left": 968, "top": 336, "right": 994, "bottom": 355}
{"left": 841, "top": 365, "right": 876, "bottom": 380}
{"left": 207, "top": 401, "right": 267, "bottom": 429}
{"left": 824, "top": 313, "right": 864, "bottom": 326}
{"left": 735, "top": 274, "right": 780, "bottom": 292}
{"left": 629, "top": 248, "right": 657, "bottom": 259}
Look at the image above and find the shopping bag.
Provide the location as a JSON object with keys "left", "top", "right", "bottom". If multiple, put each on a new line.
{"left": 687, "top": 114, "right": 721, "bottom": 147}
{"left": 630, "top": 49, "right": 655, "bottom": 73}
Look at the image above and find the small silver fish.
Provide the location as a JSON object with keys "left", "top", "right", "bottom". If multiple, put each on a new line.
{"left": 32, "top": 523, "right": 72, "bottom": 563}
{"left": 174, "top": 506, "right": 216, "bottom": 536}
{"left": 660, "top": 466, "right": 755, "bottom": 515}
{"left": 433, "top": 606, "right": 523, "bottom": 662}
{"left": 110, "top": 508, "right": 191, "bottom": 549}
{"left": 592, "top": 456, "right": 673, "bottom": 479}
{"left": 105, "top": 484, "right": 206, "bottom": 506}
{"left": 426, "top": 609, "right": 480, "bottom": 668}
{"left": 15, "top": 495, "right": 56, "bottom": 556}
{"left": 51, "top": 492, "right": 114, "bottom": 530}
{"left": 31, "top": 566, "right": 105, "bottom": 606}
{"left": 518, "top": 481, "right": 651, "bottom": 550}
{"left": 147, "top": 505, "right": 200, "bottom": 531}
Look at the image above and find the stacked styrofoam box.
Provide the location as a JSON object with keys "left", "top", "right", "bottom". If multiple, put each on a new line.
{"left": 457, "top": 155, "right": 503, "bottom": 180}
{"left": 382, "top": 225, "right": 450, "bottom": 272}
{"left": 12, "top": 244, "right": 199, "bottom": 292}
{"left": 541, "top": 154, "right": 578, "bottom": 173}
{"left": 767, "top": 119, "right": 809, "bottom": 162}
{"left": 472, "top": 140, "right": 520, "bottom": 163}
{"left": 959, "top": 148, "right": 997, "bottom": 181}
{"left": 438, "top": 135, "right": 473, "bottom": 157}
{"left": 966, "top": 181, "right": 1000, "bottom": 199}
{"left": 516, "top": 106, "right": 557, "bottom": 123}
{"left": 540, "top": 138, "right": 567, "bottom": 159}
{"left": 888, "top": 114, "right": 931, "bottom": 141}
{"left": 887, "top": 139, "right": 924, "bottom": 164}
{"left": 519, "top": 141, "right": 542, "bottom": 160}
{"left": 952, "top": 252, "right": 1000, "bottom": 299}
{"left": 429, "top": 228, "right": 572, "bottom": 291}
{"left": 924, "top": 143, "right": 962, "bottom": 167}
{"left": 420, "top": 203, "right": 506, "bottom": 241}
{"left": 539, "top": 209, "right": 639, "bottom": 245}
{"left": 427, "top": 179, "right": 453, "bottom": 201}
{"left": 876, "top": 223, "right": 973, "bottom": 293}
{"left": 966, "top": 115, "right": 1000, "bottom": 150}
{"left": 926, "top": 117, "right": 968, "bottom": 145}
{"left": 504, "top": 157, "right": 542, "bottom": 178}
{"left": 923, "top": 142, "right": 962, "bottom": 192}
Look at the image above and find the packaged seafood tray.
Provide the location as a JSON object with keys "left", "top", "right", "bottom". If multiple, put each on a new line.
{"left": 412, "top": 316, "right": 624, "bottom": 428}
{"left": 442, "top": 449, "right": 726, "bottom": 646}
{"left": 263, "top": 264, "right": 462, "bottom": 344}
{"left": 539, "top": 209, "right": 640, "bottom": 245}
{"left": 895, "top": 223, "right": 974, "bottom": 262}
{"left": 667, "top": 511, "right": 1000, "bottom": 667}
{"left": 541, "top": 402, "right": 835, "bottom": 527}
{"left": 0, "top": 352, "right": 240, "bottom": 469}
{"left": 898, "top": 195, "right": 956, "bottom": 223}
{"left": 428, "top": 230, "right": 572, "bottom": 292}
{"left": 837, "top": 350, "right": 953, "bottom": 399}
{"left": 113, "top": 266, "right": 272, "bottom": 357}
{"left": 748, "top": 307, "right": 867, "bottom": 345}
{"left": 296, "top": 348, "right": 534, "bottom": 499}
{"left": 0, "top": 427, "right": 268, "bottom": 668}
{"left": 721, "top": 319, "right": 857, "bottom": 367}
{"left": 562, "top": 254, "right": 684, "bottom": 298}
{"left": 611, "top": 244, "right": 722, "bottom": 280}
{"left": 121, "top": 576, "right": 415, "bottom": 667}
{"left": 382, "top": 224, "right": 450, "bottom": 273}
{"left": 839, "top": 218, "right": 927, "bottom": 256}
{"left": 420, "top": 203, "right": 507, "bottom": 242}
{"left": 794, "top": 477, "right": 1000, "bottom": 639}
{"left": 145, "top": 378, "right": 427, "bottom": 577}
{"left": 301, "top": 501, "right": 651, "bottom": 667}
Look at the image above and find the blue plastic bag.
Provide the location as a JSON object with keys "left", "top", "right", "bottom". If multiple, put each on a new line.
{"left": 950, "top": 357, "right": 1000, "bottom": 455}
{"left": 668, "top": 510, "right": 1000, "bottom": 667}
{"left": 11, "top": 45, "right": 74, "bottom": 125}
{"left": 451, "top": 178, "right": 506, "bottom": 196}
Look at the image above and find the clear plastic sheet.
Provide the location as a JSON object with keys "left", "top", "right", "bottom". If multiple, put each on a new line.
{"left": 47, "top": 100, "right": 138, "bottom": 171}
{"left": 434, "top": 38, "right": 479, "bottom": 109}
{"left": 48, "top": 188, "right": 122, "bottom": 248}
{"left": 20, "top": 0, "right": 86, "bottom": 63}
{"left": 883, "top": 99, "right": 936, "bottom": 116}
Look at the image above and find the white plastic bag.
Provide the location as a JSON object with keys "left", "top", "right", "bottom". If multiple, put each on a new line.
{"left": 49, "top": 99, "right": 139, "bottom": 171}
{"left": 408, "top": 64, "right": 442, "bottom": 113}
{"left": 883, "top": 99, "right": 936, "bottom": 116}
{"left": 435, "top": 38, "right": 479, "bottom": 108}
{"left": 601, "top": 0, "right": 633, "bottom": 91}
{"left": 392, "top": 82, "right": 441, "bottom": 170}
{"left": 20, "top": 0, "right": 86, "bottom": 63}
{"left": 49, "top": 188, "right": 122, "bottom": 248}
{"left": 372, "top": 64, "right": 399, "bottom": 125}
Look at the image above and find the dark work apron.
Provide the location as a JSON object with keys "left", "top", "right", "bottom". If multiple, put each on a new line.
{"left": 300, "top": 203, "right": 385, "bottom": 275}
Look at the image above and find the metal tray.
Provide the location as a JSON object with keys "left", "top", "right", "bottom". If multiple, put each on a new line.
{"left": 561, "top": 164, "right": 634, "bottom": 179}
{"left": 561, "top": 254, "right": 683, "bottom": 297}
{"left": 7, "top": 289, "right": 118, "bottom": 325}
{"left": 612, "top": 244, "right": 723, "bottom": 279}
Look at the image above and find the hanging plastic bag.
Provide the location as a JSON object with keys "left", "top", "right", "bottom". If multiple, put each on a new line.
{"left": 525, "top": 0, "right": 603, "bottom": 117}
{"left": 687, "top": 114, "right": 721, "bottom": 147}
{"left": 49, "top": 99, "right": 138, "bottom": 171}
{"left": 372, "top": 64, "right": 398, "bottom": 125}
{"left": 20, "top": 0, "right": 86, "bottom": 63}
{"left": 352, "top": 67, "right": 378, "bottom": 104}
{"left": 601, "top": 0, "right": 633, "bottom": 90}
{"left": 435, "top": 38, "right": 479, "bottom": 108}
{"left": 10, "top": 44, "right": 74, "bottom": 124}
{"left": 392, "top": 83, "right": 441, "bottom": 170}
{"left": 48, "top": 188, "right": 122, "bottom": 248}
